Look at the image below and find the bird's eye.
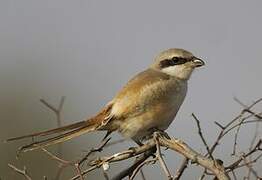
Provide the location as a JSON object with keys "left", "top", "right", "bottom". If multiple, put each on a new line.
{"left": 171, "top": 57, "right": 179, "bottom": 64}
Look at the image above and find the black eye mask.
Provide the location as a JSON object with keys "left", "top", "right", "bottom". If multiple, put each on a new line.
{"left": 159, "top": 57, "right": 189, "bottom": 68}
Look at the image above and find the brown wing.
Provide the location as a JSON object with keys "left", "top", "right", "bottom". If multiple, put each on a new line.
{"left": 110, "top": 68, "right": 171, "bottom": 119}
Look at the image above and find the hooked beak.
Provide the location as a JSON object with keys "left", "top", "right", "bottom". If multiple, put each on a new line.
{"left": 193, "top": 57, "right": 205, "bottom": 67}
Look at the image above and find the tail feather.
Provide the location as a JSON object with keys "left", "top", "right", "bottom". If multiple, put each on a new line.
{"left": 5, "top": 104, "right": 113, "bottom": 153}
{"left": 19, "top": 124, "right": 97, "bottom": 153}
{"left": 6, "top": 117, "right": 102, "bottom": 153}
{"left": 6, "top": 121, "right": 86, "bottom": 142}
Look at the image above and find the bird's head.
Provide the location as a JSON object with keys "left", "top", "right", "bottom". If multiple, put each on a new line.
{"left": 151, "top": 48, "right": 205, "bottom": 80}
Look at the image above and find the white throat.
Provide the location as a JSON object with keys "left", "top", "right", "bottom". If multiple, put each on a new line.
{"left": 161, "top": 65, "right": 194, "bottom": 80}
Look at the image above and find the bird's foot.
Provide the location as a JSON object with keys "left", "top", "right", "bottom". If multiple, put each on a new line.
{"left": 151, "top": 128, "right": 171, "bottom": 140}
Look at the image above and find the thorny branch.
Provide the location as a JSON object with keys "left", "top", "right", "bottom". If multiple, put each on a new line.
{"left": 70, "top": 133, "right": 230, "bottom": 180}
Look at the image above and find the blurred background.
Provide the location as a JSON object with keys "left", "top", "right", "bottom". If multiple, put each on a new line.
{"left": 1, "top": 0, "right": 261, "bottom": 179}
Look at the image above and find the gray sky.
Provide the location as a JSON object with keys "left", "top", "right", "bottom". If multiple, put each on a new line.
{"left": 1, "top": 0, "right": 261, "bottom": 179}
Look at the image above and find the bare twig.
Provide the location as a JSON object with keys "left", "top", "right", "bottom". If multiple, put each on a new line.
{"left": 41, "top": 147, "right": 71, "bottom": 165}
{"left": 79, "top": 137, "right": 111, "bottom": 165}
{"left": 199, "top": 170, "right": 206, "bottom": 180}
{"left": 8, "top": 164, "right": 32, "bottom": 180}
{"left": 40, "top": 96, "right": 65, "bottom": 128}
{"left": 102, "top": 168, "right": 110, "bottom": 180}
{"left": 130, "top": 158, "right": 157, "bottom": 180}
{"left": 192, "top": 113, "right": 213, "bottom": 159}
{"left": 226, "top": 140, "right": 262, "bottom": 171}
{"left": 74, "top": 163, "right": 84, "bottom": 180}
{"left": 174, "top": 158, "right": 189, "bottom": 180}
{"left": 139, "top": 168, "right": 146, "bottom": 180}
{"left": 231, "top": 170, "right": 237, "bottom": 180}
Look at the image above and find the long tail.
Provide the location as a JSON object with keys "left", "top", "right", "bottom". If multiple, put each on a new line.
{"left": 5, "top": 117, "right": 101, "bottom": 153}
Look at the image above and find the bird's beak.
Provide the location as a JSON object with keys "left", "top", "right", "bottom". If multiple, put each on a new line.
{"left": 193, "top": 57, "right": 205, "bottom": 67}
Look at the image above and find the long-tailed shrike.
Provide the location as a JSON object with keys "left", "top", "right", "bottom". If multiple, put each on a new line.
{"left": 7, "top": 48, "right": 205, "bottom": 152}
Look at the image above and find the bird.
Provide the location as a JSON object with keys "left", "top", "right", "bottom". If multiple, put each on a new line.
{"left": 6, "top": 48, "right": 205, "bottom": 152}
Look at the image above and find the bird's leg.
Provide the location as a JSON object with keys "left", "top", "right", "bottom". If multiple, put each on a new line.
{"left": 133, "top": 139, "right": 144, "bottom": 146}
